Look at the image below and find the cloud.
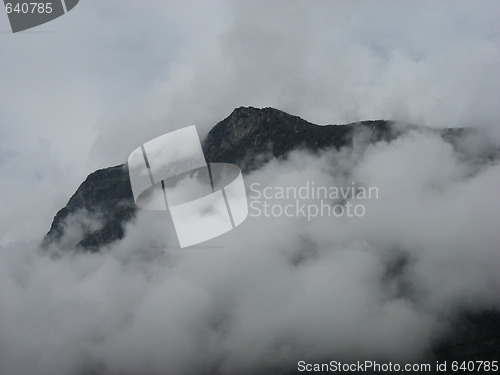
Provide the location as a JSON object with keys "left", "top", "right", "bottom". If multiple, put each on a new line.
{"left": 88, "top": 0, "right": 500, "bottom": 164}
{"left": 1, "top": 128, "right": 499, "bottom": 374}
{"left": 0, "top": 1, "right": 499, "bottom": 374}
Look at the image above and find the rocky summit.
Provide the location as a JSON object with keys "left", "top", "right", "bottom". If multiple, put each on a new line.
{"left": 42, "top": 106, "right": 468, "bottom": 252}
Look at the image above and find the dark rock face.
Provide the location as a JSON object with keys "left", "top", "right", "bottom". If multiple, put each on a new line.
{"left": 42, "top": 106, "right": 475, "bottom": 251}
{"left": 42, "top": 165, "right": 136, "bottom": 252}
{"left": 204, "top": 107, "right": 397, "bottom": 171}
{"left": 43, "top": 107, "right": 401, "bottom": 251}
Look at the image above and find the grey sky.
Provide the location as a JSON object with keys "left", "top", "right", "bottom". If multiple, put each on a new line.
{"left": 0, "top": 1, "right": 499, "bottom": 374}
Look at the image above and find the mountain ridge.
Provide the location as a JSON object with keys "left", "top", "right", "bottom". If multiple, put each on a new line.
{"left": 43, "top": 106, "right": 470, "bottom": 251}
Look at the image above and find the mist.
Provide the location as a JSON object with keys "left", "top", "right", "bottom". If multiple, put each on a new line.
{"left": 1, "top": 128, "right": 499, "bottom": 374}
{"left": 1, "top": 0, "right": 499, "bottom": 374}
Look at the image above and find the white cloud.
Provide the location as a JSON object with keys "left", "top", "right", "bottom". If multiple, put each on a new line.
{"left": 1, "top": 129, "right": 499, "bottom": 374}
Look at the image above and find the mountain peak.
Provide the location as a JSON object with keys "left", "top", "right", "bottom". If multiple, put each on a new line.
{"left": 44, "top": 106, "right": 462, "bottom": 251}
{"left": 209, "top": 106, "right": 312, "bottom": 143}
{"left": 203, "top": 106, "right": 392, "bottom": 171}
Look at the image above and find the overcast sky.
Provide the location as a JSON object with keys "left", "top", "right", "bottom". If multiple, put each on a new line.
{"left": 0, "top": 1, "right": 499, "bottom": 374}
{"left": 1, "top": 0, "right": 499, "bottom": 241}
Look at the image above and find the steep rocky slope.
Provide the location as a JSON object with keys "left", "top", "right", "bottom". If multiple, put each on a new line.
{"left": 43, "top": 107, "right": 467, "bottom": 251}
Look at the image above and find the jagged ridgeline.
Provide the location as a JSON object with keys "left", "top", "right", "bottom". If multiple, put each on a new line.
{"left": 42, "top": 106, "right": 473, "bottom": 252}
